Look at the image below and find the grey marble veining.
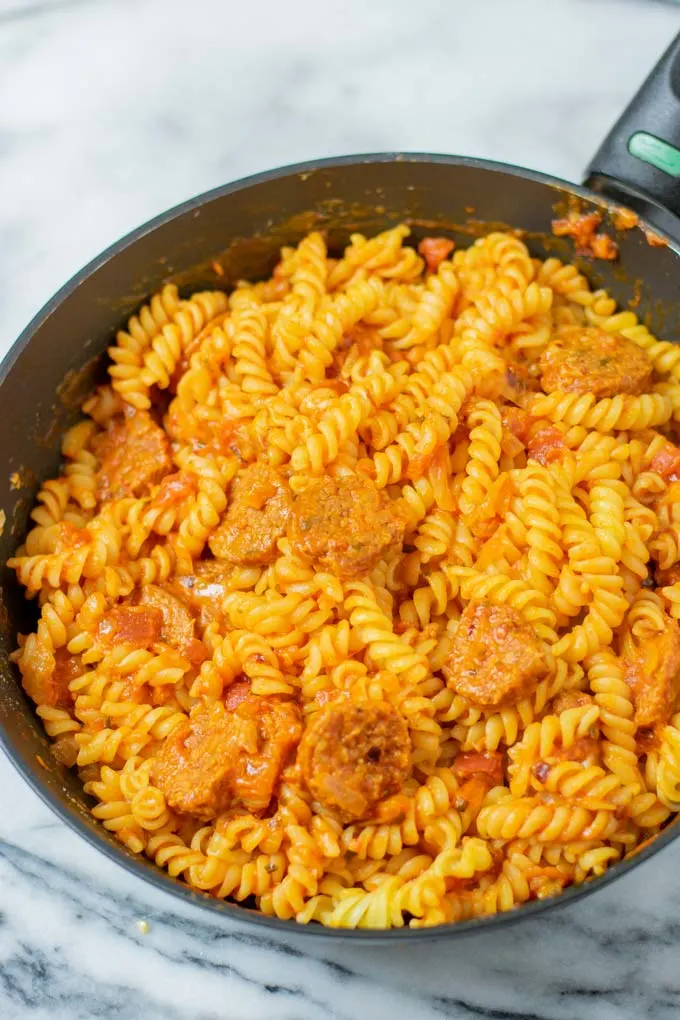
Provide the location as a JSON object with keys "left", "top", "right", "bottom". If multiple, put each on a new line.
{"left": 3, "top": 1, "right": 680, "bottom": 1017}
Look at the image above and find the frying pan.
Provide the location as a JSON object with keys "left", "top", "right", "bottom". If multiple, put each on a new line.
{"left": 3, "top": 34, "right": 680, "bottom": 944}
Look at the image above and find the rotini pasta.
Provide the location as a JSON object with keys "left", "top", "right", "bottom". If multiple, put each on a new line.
{"left": 11, "top": 226, "right": 680, "bottom": 930}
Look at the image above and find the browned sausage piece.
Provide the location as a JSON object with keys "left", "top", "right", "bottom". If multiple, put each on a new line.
{"left": 298, "top": 700, "right": 411, "bottom": 822}
{"left": 539, "top": 326, "right": 652, "bottom": 398}
{"left": 209, "top": 463, "right": 292, "bottom": 565}
{"left": 138, "top": 584, "right": 205, "bottom": 665}
{"left": 93, "top": 409, "right": 172, "bottom": 502}
{"left": 625, "top": 613, "right": 680, "bottom": 727}
{"left": 288, "top": 475, "right": 406, "bottom": 580}
{"left": 153, "top": 696, "right": 302, "bottom": 819}
{"left": 20, "top": 641, "right": 81, "bottom": 709}
{"left": 442, "top": 601, "right": 549, "bottom": 708}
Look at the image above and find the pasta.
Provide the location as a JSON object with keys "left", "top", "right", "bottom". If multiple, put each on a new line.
{"left": 11, "top": 225, "right": 680, "bottom": 930}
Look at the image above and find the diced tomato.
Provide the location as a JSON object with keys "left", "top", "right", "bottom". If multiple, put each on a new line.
{"left": 468, "top": 474, "right": 515, "bottom": 539}
{"left": 338, "top": 324, "right": 381, "bottom": 357}
{"left": 636, "top": 727, "right": 661, "bottom": 754}
{"left": 501, "top": 431, "right": 525, "bottom": 460}
{"left": 456, "top": 776, "right": 492, "bottom": 817}
{"left": 549, "top": 735, "right": 599, "bottom": 763}
{"left": 455, "top": 751, "right": 504, "bottom": 785}
{"left": 552, "top": 210, "right": 619, "bottom": 260}
{"left": 373, "top": 793, "right": 411, "bottom": 824}
{"left": 406, "top": 416, "right": 441, "bottom": 481}
{"left": 55, "top": 521, "right": 92, "bottom": 552}
{"left": 214, "top": 420, "right": 251, "bottom": 459}
{"left": 474, "top": 526, "right": 515, "bottom": 572}
{"left": 502, "top": 409, "right": 568, "bottom": 466}
{"left": 97, "top": 605, "right": 163, "bottom": 650}
{"left": 502, "top": 407, "right": 534, "bottom": 444}
{"left": 418, "top": 237, "right": 455, "bottom": 272}
{"left": 551, "top": 211, "right": 618, "bottom": 260}
{"left": 149, "top": 471, "right": 197, "bottom": 511}
{"left": 590, "top": 234, "right": 619, "bottom": 261}
{"left": 552, "top": 211, "right": 602, "bottom": 241}
{"left": 321, "top": 378, "right": 350, "bottom": 395}
{"left": 224, "top": 679, "right": 252, "bottom": 711}
{"left": 649, "top": 439, "right": 680, "bottom": 481}
{"left": 527, "top": 423, "right": 568, "bottom": 466}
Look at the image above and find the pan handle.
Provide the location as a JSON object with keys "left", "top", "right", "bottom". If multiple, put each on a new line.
{"left": 585, "top": 32, "right": 680, "bottom": 225}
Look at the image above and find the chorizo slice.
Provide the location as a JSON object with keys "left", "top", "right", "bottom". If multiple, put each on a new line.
{"left": 209, "top": 463, "right": 292, "bottom": 566}
{"left": 442, "top": 600, "right": 549, "bottom": 708}
{"left": 152, "top": 696, "right": 301, "bottom": 819}
{"left": 625, "top": 613, "right": 680, "bottom": 727}
{"left": 539, "top": 326, "right": 652, "bottom": 398}
{"left": 298, "top": 700, "right": 411, "bottom": 822}
{"left": 93, "top": 409, "right": 172, "bottom": 502}
{"left": 288, "top": 475, "right": 406, "bottom": 580}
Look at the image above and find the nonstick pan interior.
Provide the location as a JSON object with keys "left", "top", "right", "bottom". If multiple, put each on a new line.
{"left": 2, "top": 154, "right": 680, "bottom": 940}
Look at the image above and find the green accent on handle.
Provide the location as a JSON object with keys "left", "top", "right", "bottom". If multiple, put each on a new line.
{"left": 628, "top": 131, "right": 680, "bottom": 177}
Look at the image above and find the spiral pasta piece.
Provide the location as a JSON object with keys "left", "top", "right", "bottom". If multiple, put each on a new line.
{"left": 525, "top": 390, "right": 673, "bottom": 432}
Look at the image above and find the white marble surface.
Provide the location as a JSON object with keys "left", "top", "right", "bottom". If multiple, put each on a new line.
{"left": 3, "top": 1, "right": 680, "bottom": 1017}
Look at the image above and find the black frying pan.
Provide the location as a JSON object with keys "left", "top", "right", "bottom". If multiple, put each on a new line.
{"left": 3, "top": 34, "right": 680, "bottom": 944}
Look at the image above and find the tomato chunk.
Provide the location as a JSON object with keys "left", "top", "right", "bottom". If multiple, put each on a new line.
{"left": 649, "top": 439, "right": 680, "bottom": 482}
{"left": 454, "top": 751, "right": 504, "bottom": 785}
{"left": 418, "top": 236, "right": 455, "bottom": 271}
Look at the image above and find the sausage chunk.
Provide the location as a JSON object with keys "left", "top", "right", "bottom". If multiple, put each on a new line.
{"left": 298, "top": 701, "right": 411, "bottom": 822}
{"left": 209, "top": 463, "right": 291, "bottom": 565}
{"left": 153, "top": 697, "right": 302, "bottom": 819}
{"left": 288, "top": 475, "right": 406, "bottom": 580}
{"left": 97, "top": 605, "right": 163, "bottom": 650}
{"left": 166, "top": 560, "right": 230, "bottom": 627}
{"left": 138, "top": 584, "right": 205, "bottom": 665}
{"left": 20, "top": 639, "right": 81, "bottom": 709}
{"left": 442, "top": 601, "right": 549, "bottom": 708}
{"left": 539, "top": 326, "right": 652, "bottom": 397}
{"left": 625, "top": 613, "right": 680, "bottom": 727}
{"left": 93, "top": 409, "right": 172, "bottom": 502}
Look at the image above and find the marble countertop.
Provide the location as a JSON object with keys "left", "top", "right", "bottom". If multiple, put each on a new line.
{"left": 3, "top": 0, "right": 680, "bottom": 1017}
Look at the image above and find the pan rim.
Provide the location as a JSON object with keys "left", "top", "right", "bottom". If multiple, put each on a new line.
{"left": 2, "top": 149, "right": 680, "bottom": 940}
{"left": 4, "top": 150, "right": 679, "bottom": 387}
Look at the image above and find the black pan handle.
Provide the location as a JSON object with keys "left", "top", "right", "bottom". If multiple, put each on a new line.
{"left": 585, "top": 32, "right": 680, "bottom": 224}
